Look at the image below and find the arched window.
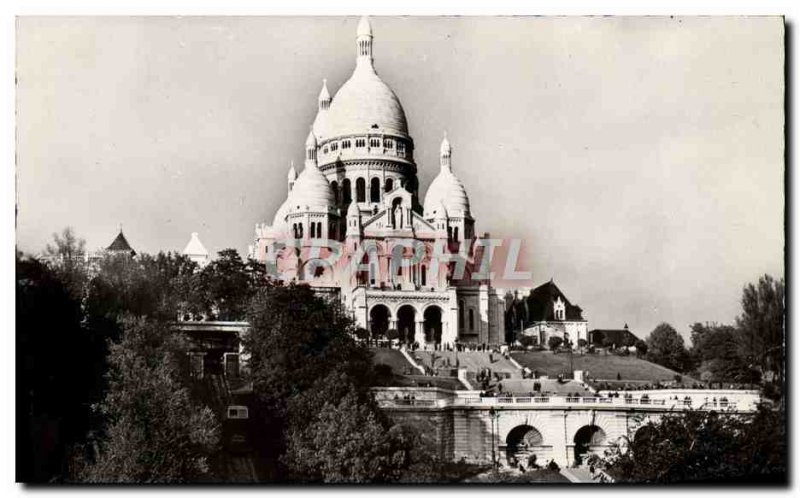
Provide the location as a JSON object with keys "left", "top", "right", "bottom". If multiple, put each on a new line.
{"left": 370, "top": 138, "right": 381, "bottom": 148}
{"left": 421, "top": 265, "right": 427, "bottom": 287}
{"left": 469, "top": 308, "right": 475, "bottom": 331}
{"left": 356, "top": 178, "right": 366, "bottom": 203}
{"left": 355, "top": 138, "right": 366, "bottom": 148}
{"left": 342, "top": 179, "right": 352, "bottom": 205}
{"left": 317, "top": 222, "right": 323, "bottom": 239}
{"left": 383, "top": 138, "right": 393, "bottom": 149}
{"left": 458, "top": 300, "right": 465, "bottom": 330}
{"left": 292, "top": 223, "right": 298, "bottom": 239}
{"left": 397, "top": 141, "right": 406, "bottom": 157}
{"left": 298, "top": 223, "right": 304, "bottom": 239}
{"left": 310, "top": 223, "right": 316, "bottom": 239}
{"left": 331, "top": 181, "right": 339, "bottom": 204}
{"left": 385, "top": 178, "right": 394, "bottom": 192}
{"left": 453, "top": 226, "right": 459, "bottom": 242}
{"left": 447, "top": 227, "right": 453, "bottom": 241}
{"left": 370, "top": 177, "right": 381, "bottom": 203}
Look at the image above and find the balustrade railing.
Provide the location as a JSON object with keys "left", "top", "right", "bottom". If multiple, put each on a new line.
{"left": 376, "top": 393, "right": 755, "bottom": 411}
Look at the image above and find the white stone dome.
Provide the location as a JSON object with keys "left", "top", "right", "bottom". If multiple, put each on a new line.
{"left": 289, "top": 164, "right": 335, "bottom": 212}
{"left": 424, "top": 170, "right": 471, "bottom": 218}
{"left": 323, "top": 63, "right": 409, "bottom": 138}
{"left": 272, "top": 197, "right": 291, "bottom": 229}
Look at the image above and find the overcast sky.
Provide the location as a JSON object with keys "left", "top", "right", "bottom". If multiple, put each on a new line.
{"left": 16, "top": 16, "right": 784, "bottom": 339}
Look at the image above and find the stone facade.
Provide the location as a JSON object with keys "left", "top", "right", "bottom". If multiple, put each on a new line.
{"left": 249, "top": 17, "right": 506, "bottom": 347}
{"left": 375, "top": 388, "right": 762, "bottom": 468}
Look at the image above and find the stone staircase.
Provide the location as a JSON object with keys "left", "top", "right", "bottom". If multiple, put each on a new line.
{"left": 411, "top": 350, "right": 522, "bottom": 379}
{"left": 560, "top": 467, "right": 598, "bottom": 483}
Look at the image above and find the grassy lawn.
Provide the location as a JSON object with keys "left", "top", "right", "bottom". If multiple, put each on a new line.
{"left": 369, "top": 347, "right": 416, "bottom": 374}
{"left": 512, "top": 350, "right": 683, "bottom": 383}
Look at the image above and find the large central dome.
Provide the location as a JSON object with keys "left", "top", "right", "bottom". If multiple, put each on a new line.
{"left": 324, "top": 64, "right": 408, "bottom": 138}
{"left": 313, "top": 17, "right": 409, "bottom": 141}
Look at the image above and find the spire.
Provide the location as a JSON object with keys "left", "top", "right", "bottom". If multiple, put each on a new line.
{"left": 356, "top": 16, "right": 373, "bottom": 67}
{"left": 318, "top": 78, "right": 331, "bottom": 110}
{"left": 305, "top": 128, "right": 318, "bottom": 166}
{"left": 440, "top": 132, "right": 452, "bottom": 171}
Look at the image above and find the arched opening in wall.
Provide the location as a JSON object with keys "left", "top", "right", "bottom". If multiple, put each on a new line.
{"left": 385, "top": 178, "right": 394, "bottom": 192}
{"left": 331, "top": 181, "right": 339, "bottom": 205}
{"left": 504, "top": 425, "right": 548, "bottom": 468}
{"left": 342, "top": 179, "right": 352, "bottom": 205}
{"left": 423, "top": 306, "right": 443, "bottom": 345}
{"left": 397, "top": 305, "right": 416, "bottom": 344}
{"left": 356, "top": 178, "right": 366, "bottom": 203}
{"left": 458, "top": 300, "right": 465, "bottom": 331}
{"left": 369, "top": 304, "right": 390, "bottom": 339}
{"left": 370, "top": 177, "right": 381, "bottom": 203}
{"left": 469, "top": 308, "right": 475, "bottom": 331}
{"left": 421, "top": 265, "right": 427, "bottom": 287}
{"left": 573, "top": 425, "right": 606, "bottom": 466}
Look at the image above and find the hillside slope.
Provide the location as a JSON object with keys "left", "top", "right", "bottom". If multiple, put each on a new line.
{"left": 511, "top": 351, "right": 685, "bottom": 383}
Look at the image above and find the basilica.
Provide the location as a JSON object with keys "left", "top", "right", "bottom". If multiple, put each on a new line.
{"left": 248, "top": 17, "right": 507, "bottom": 348}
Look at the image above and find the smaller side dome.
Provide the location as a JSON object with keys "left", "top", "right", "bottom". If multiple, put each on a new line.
{"left": 424, "top": 171, "right": 471, "bottom": 219}
{"left": 434, "top": 201, "right": 448, "bottom": 219}
{"left": 272, "top": 197, "right": 291, "bottom": 230}
{"left": 289, "top": 164, "right": 335, "bottom": 212}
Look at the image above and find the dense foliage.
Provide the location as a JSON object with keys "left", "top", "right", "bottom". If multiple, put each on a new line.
{"left": 80, "top": 318, "right": 220, "bottom": 483}
{"left": 593, "top": 406, "right": 786, "bottom": 484}
{"left": 244, "top": 284, "right": 413, "bottom": 482}
{"left": 645, "top": 323, "right": 692, "bottom": 373}
{"left": 16, "top": 256, "right": 100, "bottom": 482}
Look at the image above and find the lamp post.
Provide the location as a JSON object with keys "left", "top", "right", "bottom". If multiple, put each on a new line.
{"left": 489, "top": 406, "right": 499, "bottom": 470}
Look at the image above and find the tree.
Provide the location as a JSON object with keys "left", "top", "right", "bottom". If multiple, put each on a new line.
{"left": 594, "top": 406, "right": 786, "bottom": 483}
{"left": 645, "top": 323, "right": 691, "bottom": 373}
{"left": 547, "top": 336, "right": 563, "bottom": 351}
{"left": 689, "top": 322, "right": 753, "bottom": 384}
{"left": 243, "top": 283, "right": 376, "bottom": 477}
{"left": 634, "top": 339, "right": 648, "bottom": 357}
{"left": 81, "top": 317, "right": 220, "bottom": 483}
{"left": 195, "top": 249, "right": 268, "bottom": 321}
{"left": 44, "top": 227, "right": 88, "bottom": 299}
{"left": 283, "top": 375, "right": 405, "bottom": 483}
{"left": 16, "top": 255, "right": 100, "bottom": 482}
{"left": 736, "top": 275, "right": 784, "bottom": 392}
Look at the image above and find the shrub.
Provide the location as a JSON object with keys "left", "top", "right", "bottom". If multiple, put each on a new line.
{"left": 547, "top": 336, "right": 564, "bottom": 351}
{"left": 519, "top": 335, "right": 537, "bottom": 349}
{"left": 374, "top": 363, "right": 393, "bottom": 378}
